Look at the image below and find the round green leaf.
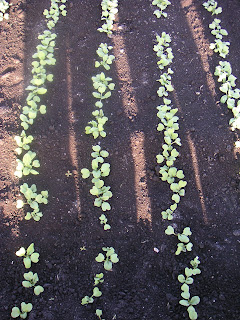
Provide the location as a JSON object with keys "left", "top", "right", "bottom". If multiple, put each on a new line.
{"left": 11, "top": 307, "right": 20, "bottom": 318}
{"left": 101, "top": 202, "right": 111, "bottom": 211}
{"left": 165, "top": 226, "right": 174, "bottom": 235}
{"left": 30, "top": 252, "right": 39, "bottom": 263}
{"left": 81, "top": 168, "right": 90, "bottom": 179}
{"left": 24, "top": 257, "right": 31, "bottom": 269}
{"left": 34, "top": 285, "right": 44, "bottom": 296}
{"left": 104, "top": 259, "right": 112, "bottom": 271}
{"left": 95, "top": 253, "right": 105, "bottom": 263}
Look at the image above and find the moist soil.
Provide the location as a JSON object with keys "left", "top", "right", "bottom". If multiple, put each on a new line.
{"left": 0, "top": 0, "right": 240, "bottom": 319}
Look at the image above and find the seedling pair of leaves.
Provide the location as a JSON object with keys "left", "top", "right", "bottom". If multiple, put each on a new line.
{"left": 16, "top": 243, "right": 39, "bottom": 269}
{"left": 17, "top": 183, "right": 48, "bottom": 221}
{"left": 0, "top": 0, "right": 10, "bottom": 21}
{"left": 165, "top": 226, "right": 193, "bottom": 255}
{"left": 22, "top": 271, "right": 44, "bottom": 296}
{"left": 95, "top": 43, "right": 115, "bottom": 70}
{"left": 95, "top": 247, "right": 119, "bottom": 271}
{"left": 152, "top": 0, "right": 171, "bottom": 19}
{"left": 98, "top": 0, "right": 118, "bottom": 35}
{"left": 11, "top": 302, "right": 32, "bottom": 319}
{"left": 81, "top": 273, "right": 104, "bottom": 305}
{"left": 203, "top": 0, "right": 222, "bottom": 15}
{"left": 43, "top": 0, "right": 67, "bottom": 30}
{"left": 15, "top": 151, "right": 40, "bottom": 178}
{"left": 81, "top": 145, "right": 112, "bottom": 212}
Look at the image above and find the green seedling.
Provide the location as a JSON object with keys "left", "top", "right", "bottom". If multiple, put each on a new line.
{"left": 153, "top": 34, "right": 173, "bottom": 70}
{"left": 95, "top": 43, "right": 115, "bottom": 70}
{"left": 178, "top": 257, "right": 201, "bottom": 320}
{"left": 154, "top": 33, "right": 187, "bottom": 216}
{"left": 95, "top": 247, "right": 119, "bottom": 271}
{"left": 214, "top": 61, "right": 240, "bottom": 129}
{"left": 11, "top": 303, "right": 33, "bottom": 319}
{"left": 165, "top": 226, "right": 193, "bottom": 255}
{"left": 15, "top": 151, "right": 40, "bottom": 178}
{"left": 81, "top": 145, "right": 112, "bottom": 211}
{"left": 210, "top": 39, "right": 230, "bottom": 58}
{"left": 22, "top": 271, "right": 44, "bottom": 296}
{"left": 157, "top": 69, "right": 174, "bottom": 92}
{"left": 98, "top": 0, "right": 118, "bottom": 35}
{"left": 85, "top": 109, "right": 108, "bottom": 139}
{"left": 94, "top": 273, "right": 104, "bottom": 286}
{"left": 152, "top": 0, "right": 171, "bottom": 18}
{"left": 81, "top": 286, "right": 102, "bottom": 305}
{"left": 81, "top": 273, "right": 104, "bottom": 305}
{"left": 92, "top": 72, "right": 115, "bottom": 99}
{"left": 15, "top": 131, "right": 34, "bottom": 155}
{"left": 43, "top": 0, "right": 67, "bottom": 30}
{"left": 0, "top": 0, "right": 10, "bottom": 21}
{"left": 86, "top": 72, "right": 115, "bottom": 138}
{"left": 17, "top": 183, "right": 48, "bottom": 221}
{"left": 99, "top": 214, "right": 111, "bottom": 230}
{"left": 203, "top": 0, "right": 222, "bottom": 15}
{"left": 96, "top": 309, "right": 105, "bottom": 320}
{"left": 16, "top": 243, "right": 39, "bottom": 269}
{"left": 209, "top": 18, "right": 228, "bottom": 40}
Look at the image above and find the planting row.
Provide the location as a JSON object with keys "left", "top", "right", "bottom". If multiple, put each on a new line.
{"left": 11, "top": 0, "right": 68, "bottom": 318}
{"left": 153, "top": 3, "right": 201, "bottom": 320}
{"left": 80, "top": 1, "right": 119, "bottom": 320}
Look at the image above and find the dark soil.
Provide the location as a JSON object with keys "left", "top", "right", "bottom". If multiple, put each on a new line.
{"left": 0, "top": 0, "right": 240, "bottom": 319}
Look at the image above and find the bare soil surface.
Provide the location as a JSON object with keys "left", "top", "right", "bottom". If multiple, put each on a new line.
{"left": 0, "top": 0, "right": 240, "bottom": 319}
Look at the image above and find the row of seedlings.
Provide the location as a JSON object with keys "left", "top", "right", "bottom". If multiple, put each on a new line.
{"left": 152, "top": 2, "right": 201, "bottom": 320}
{"left": 11, "top": 1, "right": 68, "bottom": 318}
{"left": 203, "top": 0, "right": 240, "bottom": 131}
{"left": 80, "top": 1, "right": 119, "bottom": 319}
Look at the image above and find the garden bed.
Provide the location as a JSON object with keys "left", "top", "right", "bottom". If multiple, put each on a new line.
{"left": 0, "top": 0, "right": 239, "bottom": 319}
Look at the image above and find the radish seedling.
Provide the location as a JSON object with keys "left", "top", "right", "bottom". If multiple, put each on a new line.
{"left": 15, "top": 151, "right": 40, "bottom": 178}
{"left": 15, "top": 131, "right": 34, "bottom": 155}
{"left": 11, "top": 302, "right": 33, "bottom": 319}
{"left": 86, "top": 72, "right": 115, "bottom": 139}
{"left": 22, "top": 271, "right": 44, "bottom": 296}
{"left": 165, "top": 226, "right": 193, "bottom": 255}
{"left": 81, "top": 145, "right": 112, "bottom": 213}
{"left": 203, "top": 0, "right": 222, "bottom": 15}
{"left": 96, "top": 309, "right": 105, "bottom": 320}
{"left": 95, "top": 247, "right": 119, "bottom": 271}
{"left": 17, "top": 183, "right": 48, "bottom": 221}
{"left": 98, "top": 0, "right": 118, "bottom": 35}
{"left": 178, "top": 257, "right": 201, "bottom": 320}
{"left": 152, "top": 0, "right": 171, "bottom": 19}
{"left": 16, "top": 243, "right": 39, "bottom": 269}
{"left": 81, "top": 273, "right": 104, "bottom": 305}
{"left": 43, "top": 0, "right": 67, "bottom": 30}
{"left": 209, "top": 18, "right": 228, "bottom": 40}
{"left": 95, "top": 43, "right": 115, "bottom": 70}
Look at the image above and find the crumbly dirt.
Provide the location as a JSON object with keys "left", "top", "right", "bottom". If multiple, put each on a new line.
{"left": 0, "top": 0, "right": 240, "bottom": 319}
